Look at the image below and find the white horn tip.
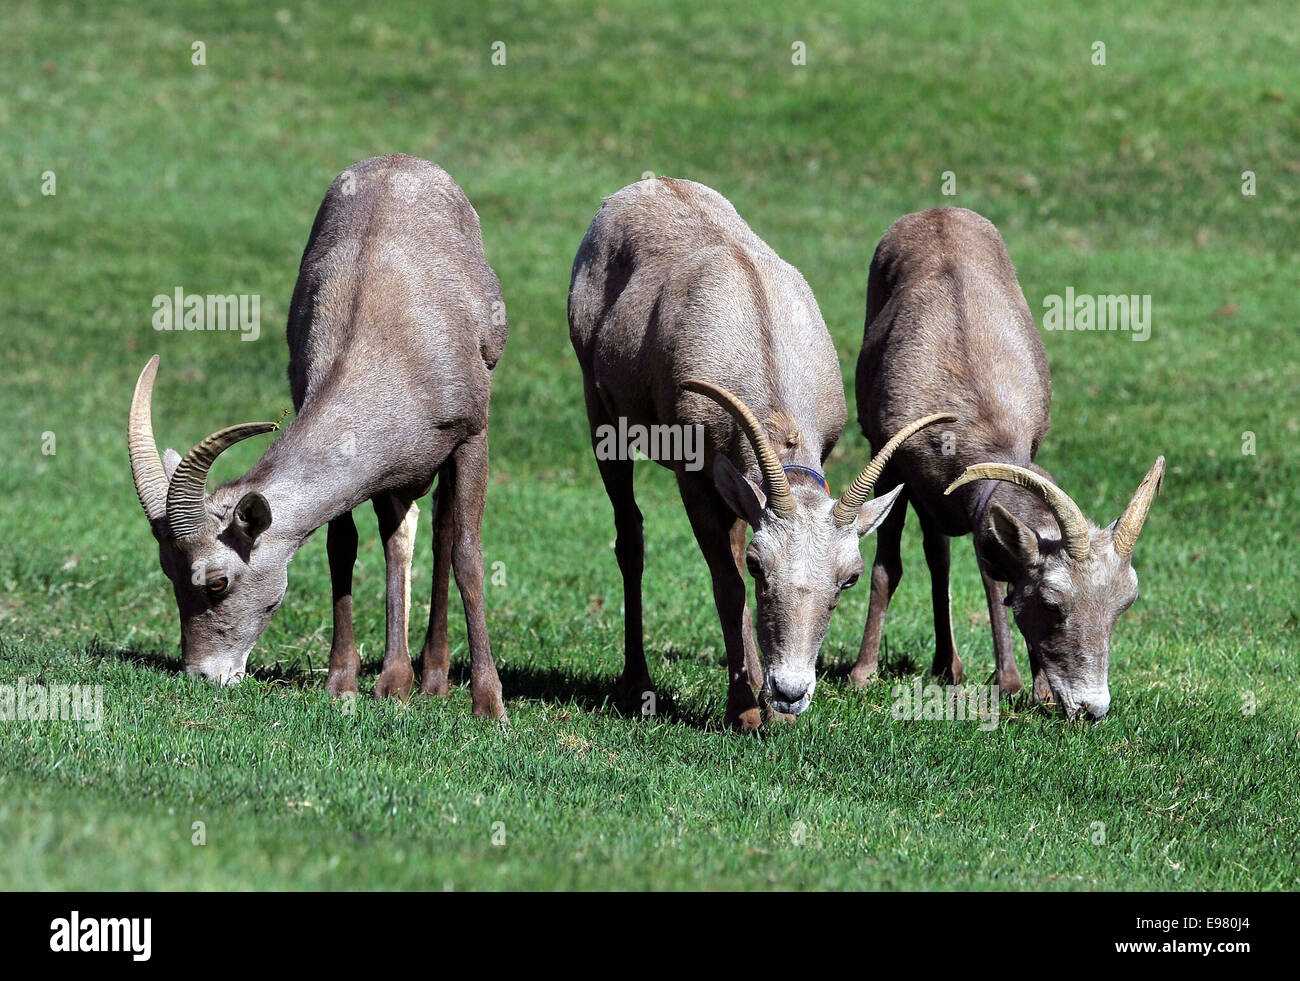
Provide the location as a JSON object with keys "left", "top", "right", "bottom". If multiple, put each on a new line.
{"left": 944, "top": 470, "right": 974, "bottom": 496}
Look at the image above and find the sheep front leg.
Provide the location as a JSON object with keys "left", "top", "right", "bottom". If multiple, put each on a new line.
{"left": 922, "top": 521, "right": 963, "bottom": 684}
{"left": 325, "top": 511, "right": 361, "bottom": 696}
{"left": 980, "top": 561, "right": 1022, "bottom": 694}
{"left": 678, "top": 471, "right": 762, "bottom": 732}
{"left": 851, "top": 486, "right": 907, "bottom": 687}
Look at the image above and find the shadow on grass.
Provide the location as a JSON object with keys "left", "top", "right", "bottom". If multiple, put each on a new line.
{"left": 494, "top": 661, "right": 718, "bottom": 730}
{"left": 87, "top": 633, "right": 1052, "bottom": 725}
{"left": 85, "top": 638, "right": 182, "bottom": 675}
{"left": 86, "top": 637, "right": 721, "bottom": 730}
{"left": 820, "top": 634, "right": 922, "bottom": 684}
{"left": 818, "top": 635, "right": 1060, "bottom": 721}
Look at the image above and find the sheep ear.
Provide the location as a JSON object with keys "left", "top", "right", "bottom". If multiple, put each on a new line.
{"left": 163, "top": 447, "right": 182, "bottom": 482}
{"left": 233, "top": 492, "right": 273, "bottom": 545}
{"left": 854, "top": 484, "right": 903, "bottom": 538}
{"left": 713, "top": 455, "right": 766, "bottom": 526}
{"left": 986, "top": 502, "right": 1040, "bottom": 574}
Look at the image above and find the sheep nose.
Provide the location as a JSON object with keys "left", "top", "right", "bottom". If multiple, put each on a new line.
{"left": 771, "top": 679, "right": 809, "bottom": 705}
{"left": 1082, "top": 694, "right": 1111, "bottom": 720}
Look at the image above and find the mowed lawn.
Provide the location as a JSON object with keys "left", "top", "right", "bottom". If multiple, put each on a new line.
{"left": 1, "top": 0, "right": 1297, "bottom": 889}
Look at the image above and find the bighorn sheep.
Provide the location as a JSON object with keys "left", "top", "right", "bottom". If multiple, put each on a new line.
{"left": 569, "top": 177, "right": 952, "bottom": 730}
{"left": 127, "top": 154, "right": 509, "bottom": 718}
{"left": 851, "top": 207, "right": 1164, "bottom": 719}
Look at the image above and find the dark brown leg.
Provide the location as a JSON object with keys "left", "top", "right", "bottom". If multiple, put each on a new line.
{"left": 372, "top": 493, "right": 418, "bottom": 699}
{"left": 598, "top": 455, "right": 653, "bottom": 709}
{"left": 732, "top": 517, "right": 791, "bottom": 723}
{"left": 419, "top": 468, "right": 455, "bottom": 697}
{"left": 448, "top": 433, "right": 506, "bottom": 720}
{"left": 1030, "top": 648, "right": 1054, "bottom": 704}
{"left": 677, "top": 470, "right": 762, "bottom": 732}
{"left": 325, "top": 512, "right": 360, "bottom": 696}
{"left": 729, "top": 517, "right": 763, "bottom": 690}
{"left": 922, "top": 521, "right": 963, "bottom": 683}
{"left": 980, "top": 560, "right": 1022, "bottom": 694}
{"left": 581, "top": 381, "right": 653, "bottom": 710}
{"left": 850, "top": 487, "right": 907, "bottom": 687}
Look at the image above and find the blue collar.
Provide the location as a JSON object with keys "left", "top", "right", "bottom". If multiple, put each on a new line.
{"left": 779, "top": 465, "right": 831, "bottom": 496}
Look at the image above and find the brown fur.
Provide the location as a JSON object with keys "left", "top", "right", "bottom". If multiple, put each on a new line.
{"left": 852, "top": 207, "right": 1160, "bottom": 719}
{"left": 132, "top": 155, "right": 508, "bottom": 719}
{"left": 569, "top": 179, "right": 902, "bottom": 729}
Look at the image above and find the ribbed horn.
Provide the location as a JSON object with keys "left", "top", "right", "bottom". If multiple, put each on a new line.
{"left": 833, "top": 413, "right": 956, "bottom": 526}
{"left": 1113, "top": 456, "right": 1165, "bottom": 557}
{"left": 128, "top": 355, "right": 169, "bottom": 523}
{"left": 946, "top": 462, "right": 1091, "bottom": 561}
{"left": 165, "top": 422, "right": 277, "bottom": 540}
{"left": 681, "top": 379, "right": 795, "bottom": 518}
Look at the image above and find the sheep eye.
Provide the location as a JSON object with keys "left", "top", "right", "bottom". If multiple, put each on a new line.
{"left": 746, "top": 557, "right": 764, "bottom": 581}
{"left": 206, "top": 576, "right": 229, "bottom": 597}
{"left": 841, "top": 573, "right": 860, "bottom": 590}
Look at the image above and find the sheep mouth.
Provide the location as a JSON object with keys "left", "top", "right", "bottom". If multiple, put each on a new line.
{"left": 768, "top": 692, "right": 812, "bottom": 716}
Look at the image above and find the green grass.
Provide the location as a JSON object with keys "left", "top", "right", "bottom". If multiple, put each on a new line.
{"left": 1, "top": 0, "right": 1297, "bottom": 890}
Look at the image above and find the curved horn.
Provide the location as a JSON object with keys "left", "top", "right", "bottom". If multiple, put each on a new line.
{"left": 833, "top": 413, "right": 956, "bottom": 526}
{"left": 1113, "top": 456, "right": 1165, "bottom": 557}
{"left": 166, "top": 422, "right": 278, "bottom": 540}
{"left": 128, "top": 355, "right": 169, "bottom": 523}
{"left": 681, "top": 379, "right": 795, "bottom": 518}
{"left": 946, "top": 462, "right": 1091, "bottom": 561}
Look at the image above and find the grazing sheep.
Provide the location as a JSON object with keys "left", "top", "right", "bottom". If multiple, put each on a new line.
{"left": 852, "top": 207, "right": 1164, "bottom": 718}
{"left": 569, "top": 178, "right": 951, "bottom": 729}
{"left": 127, "top": 154, "right": 509, "bottom": 718}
